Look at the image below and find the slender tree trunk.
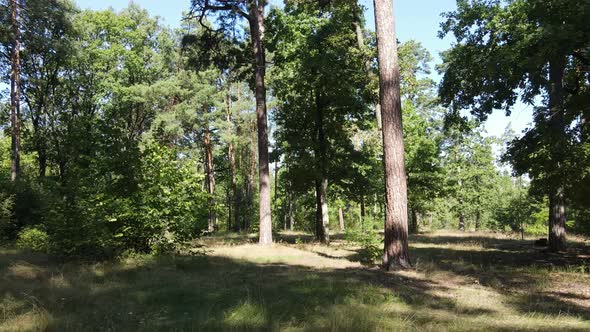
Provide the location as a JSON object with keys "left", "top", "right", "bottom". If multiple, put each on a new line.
{"left": 454, "top": 146, "right": 465, "bottom": 232}
{"left": 10, "top": 0, "right": 21, "bottom": 182}
{"left": 31, "top": 110, "right": 47, "bottom": 178}
{"left": 226, "top": 86, "right": 239, "bottom": 232}
{"left": 246, "top": 120, "right": 257, "bottom": 232}
{"left": 373, "top": 193, "right": 378, "bottom": 217}
{"left": 374, "top": 0, "right": 411, "bottom": 270}
{"left": 353, "top": 8, "right": 382, "bottom": 131}
{"left": 229, "top": 132, "right": 238, "bottom": 230}
{"left": 338, "top": 207, "right": 345, "bottom": 232}
{"left": 314, "top": 89, "right": 330, "bottom": 244}
{"left": 227, "top": 188, "right": 232, "bottom": 231}
{"left": 547, "top": 57, "right": 567, "bottom": 252}
{"left": 248, "top": 0, "right": 272, "bottom": 245}
{"left": 204, "top": 126, "right": 217, "bottom": 232}
{"left": 283, "top": 202, "right": 289, "bottom": 231}
{"left": 475, "top": 210, "right": 481, "bottom": 231}
{"left": 288, "top": 191, "right": 294, "bottom": 230}
{"left": 314, "top": 179, "right": 329, "bottom": 243}
{"left": 409, "top": 208, "right": 418, "bottom": 234}
{"left": 274, "top": 159, "right": 278, "bottom": 209}
{"left": 360, "top": 194, "right": 365, "bottom": 228}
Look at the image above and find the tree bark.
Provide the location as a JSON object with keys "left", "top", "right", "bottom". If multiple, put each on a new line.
{"left": 288, "top": 191, "right": 294, "bottom": 231}
{"left": 315, "top": 179, "right": 329, "bottom": 243}
{"left": 30, "top": 109, "right": 47, "bottom": 178}
{"left": 458, "top": 212, "right": 465, "bottom": 232}
{"left": 248, "top": 0, "right": 272, "bottom": 245}
{"left": 10, "top": 0, "right": 21, "bottom": 182}
{"left": 204, "top": 126, "right": 217, "bottom": 232}
{"left": 409, "top": 208, "right": 418, "bottom": 234}
{"left": 547, "top": 57, "right": 567, "bottom": 252}
{"left": 338, "top": 207, "right": 345, "bottom": 232}
{"left": 274, "top": 158, "right": 278, "bottom": 209}
{"left": 245, "top": 120, "right": 257, "bottom": 232}
{"left": 360, "top": 193, "right": 365, "bottom": 229}
{"left": 374, "top": 0, "right": 411, "bottom": 270}
{"left": 314, "top": 89, "right": 330, "bottom": 243}
{"left": 226, "top": 85, "right": 239, "bottom": 232}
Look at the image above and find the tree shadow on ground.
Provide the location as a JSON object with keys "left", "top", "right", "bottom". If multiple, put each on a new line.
{"left": 1, "top": 233, "right": 589, "bottom": 331}
{"left": 0, "top": 251, "right": 483, "bottom": 331}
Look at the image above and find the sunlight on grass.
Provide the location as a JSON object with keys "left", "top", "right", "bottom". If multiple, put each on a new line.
{"left": 223, "top": 301, "right": 268, "bottom": 329}
{"left": 0, "top": 231, "right": 588, "bottom": 331}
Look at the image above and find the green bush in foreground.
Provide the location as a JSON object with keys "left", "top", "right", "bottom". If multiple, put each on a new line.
{"left": 16, "top": 227, "right": 50, "bottom": 252}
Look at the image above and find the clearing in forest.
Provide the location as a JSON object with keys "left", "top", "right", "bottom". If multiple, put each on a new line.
{"left": 1, "top": 231, "right": 589, "bottom": 331}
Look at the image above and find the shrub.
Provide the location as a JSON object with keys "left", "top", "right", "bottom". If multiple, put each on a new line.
{"left": 0, "top": 192, "right": 14, "bottom": 240}
{"left": 16, "top": 227, "right": 50, "bottom": 252}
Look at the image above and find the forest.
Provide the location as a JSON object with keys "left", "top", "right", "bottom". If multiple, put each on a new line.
{"left": 0, "top": 0, "right": 589, "bottom": 331}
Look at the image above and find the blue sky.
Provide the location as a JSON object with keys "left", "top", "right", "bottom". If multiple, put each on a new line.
{"left": 74, "top": 0, "right": 533, "bottom": 139}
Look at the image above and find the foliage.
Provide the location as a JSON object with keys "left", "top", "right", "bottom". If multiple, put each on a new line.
{"left": 16, "top": 226, "right": 49, "bottom": 252}
{"left": 439, "top": 0, "right": 590, "bottom": 241}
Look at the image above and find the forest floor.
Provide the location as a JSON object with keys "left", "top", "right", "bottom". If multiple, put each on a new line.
{"left": 1, "top": 230, "right": 589, "bottom": 331}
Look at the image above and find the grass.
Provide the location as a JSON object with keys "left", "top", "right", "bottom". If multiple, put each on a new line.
{"left": 1, "top": 231, "right": 589, "bottom": 331}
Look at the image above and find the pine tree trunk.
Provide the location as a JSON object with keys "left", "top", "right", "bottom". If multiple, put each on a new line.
{"left": 246, "top": 119, "right": 257, "bottom": 232}
{"left": 204, "top": 126, "right": 216, "bottom": 232}
{"left": 227, "top": 86, "right": 239, "bottom": 232}
{"left": 10, "top": 0, "right": 21, "bottom": 182}
{"left": 547, "top": 57, "right": 567, "bottom": 252}
{"left": 374, "top": 0, "right": 411, "bottom": 270}
{"left": 248, "top": 1, "right": 272, "bottom": 245}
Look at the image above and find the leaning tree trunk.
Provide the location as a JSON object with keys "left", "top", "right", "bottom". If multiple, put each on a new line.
{"left": 248, "top": 0, "right": 272, "bottom": 246}
{"left": 547, "top": 57, "right": 567, "bottom": 252}
{"left": 374, "top": 0, "right": 411, "bottom": 270}
{"left": 10, "top": 0, "right": 21, "bottom": 182}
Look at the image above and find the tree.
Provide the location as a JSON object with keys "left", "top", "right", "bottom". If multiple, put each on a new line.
{"left": 189, "top": 0, "right": 272, "bottom": 245}
{"left": 268, "top": 0, "right": 370, "bottom": 243}
{"left": 374, "top": 0, "right": 411, "bottom": 269}
{"left": 16, "top": 0, "right": 75, "bottom": 178}
{"left": 439, "top": 0, "right": 590, "bottom": 251}
{"left": 9, "top": 0, "right": 20, "bottom": 181}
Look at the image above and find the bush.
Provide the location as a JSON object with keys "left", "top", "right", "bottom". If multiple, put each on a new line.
{"left": 16, "top": 227, "right": 50, "bottom": 252}
{"left": 0, "top": 192, "right": 14, "bottom": 240}
{"left": 345, "top": 228, "right": 382, "bottom": 264}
